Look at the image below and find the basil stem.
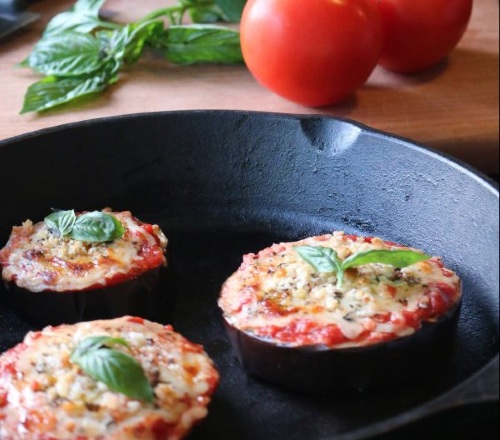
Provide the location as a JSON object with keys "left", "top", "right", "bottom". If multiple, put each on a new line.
{"left": 71, "top": 336, "right": 155, "bottom": 403}
{"left": 44, "top": 209, "right": 125, "bottom": 243}
{"left": 141, "top": 0, "right": 246, "bottom": 25}
{"left": 294, "top": 245, "right": 431, "bottom": 288}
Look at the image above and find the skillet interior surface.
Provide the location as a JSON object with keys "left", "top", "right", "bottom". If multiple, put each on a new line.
{"left": 0, "top": 110, "right": 498, "bottom": 439}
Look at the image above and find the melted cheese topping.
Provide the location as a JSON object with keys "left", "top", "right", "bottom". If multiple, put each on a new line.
{"left": 218, "top": 231, "right": 461, "bottom": 348}
{"left": 0, "top": 316, "right": 219, "bottom": 440}
{"left": 0, "top": 210, "right": 168, "bottom": 292}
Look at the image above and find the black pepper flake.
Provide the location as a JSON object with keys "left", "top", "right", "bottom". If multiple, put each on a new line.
{"left": 150, "top": 369, "right": 160, "bottom": 387}
{"left": 343, "top": 312, "right": 355, "bottom": 322}
{"left": 85, "top": 402, "right": 101, "bottom": 412}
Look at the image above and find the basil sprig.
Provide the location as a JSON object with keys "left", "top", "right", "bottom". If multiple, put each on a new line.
{"left": 70, "top": 336, "right": 155, "bottom": 403}
{"left": 19, "top": 0, "right": 245, "bottom": 113}
{"left": 44, "top": 209, "right": 125, "bottom": 243}
{"left": 294, "top": 245, "right": 431, "bottom": 287}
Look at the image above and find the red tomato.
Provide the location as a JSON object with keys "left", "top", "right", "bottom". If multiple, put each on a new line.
{"left": 240, "top": 0, "right": 383, "bottom": 107}
{"left": 373, "top": 0, "right": 473, "bottom": 73}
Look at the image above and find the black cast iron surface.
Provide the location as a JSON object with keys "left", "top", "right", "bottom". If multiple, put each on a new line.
{"left": 0, "top": 0, "right": 39, "bottom": 41}
{"left": 0, "top": 111, "right": 498, "bottom": 439}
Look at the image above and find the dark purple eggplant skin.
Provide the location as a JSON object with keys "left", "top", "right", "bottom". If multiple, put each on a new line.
{"left": 223, "top": 300, "right": 462, "bottom": 394}
{"left": 0, "top": 267, "right": 171, "bottom": 328}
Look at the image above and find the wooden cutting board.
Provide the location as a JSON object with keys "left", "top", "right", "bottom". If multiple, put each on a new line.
{"left": 0, "top": 0, "right": 498, "bottom": 175}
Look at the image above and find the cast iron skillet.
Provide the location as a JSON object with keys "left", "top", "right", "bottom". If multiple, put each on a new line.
{"left": 0, "top": 110, "right": 498, "bottom": 439}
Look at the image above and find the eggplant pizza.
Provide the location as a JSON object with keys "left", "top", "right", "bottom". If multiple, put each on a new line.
{"left": 0, "top": 316, "right": 219, "bottom": 440}
{"left": 0, "top": 209, "right": 168, "bottom": 325}
{"left": 219, "top": 231, "right": 461, "bottom": 392}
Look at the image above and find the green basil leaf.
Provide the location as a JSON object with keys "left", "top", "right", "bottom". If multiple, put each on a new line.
{"left": 73, "top": 0, "right": 107, "bottom": 14}
{"left": 215, "top": 0, "right": 246, "bottom": 22}
{"left": 342, "top": 249, "right": 431, "bottom": 270}
{"left": 124, "top": 21, "right": 165, "bottom": 64}
{"left": 16, "top": 58, "right": 29, "bottom": 68}
{"left": 44, "top": 209, "right": 76, "bottom": 236}
{"left": 71, "top": 337, "right": 154, "bottom": 403}
{"left": 294, "top": 246, "right": 342, "bottom": 273}
{"left": 96, "top": 20, "right": 164, "bottom": 67}
{"left": 43, "top": 210, "right": 125, "bottom": 243}
{"left": 70, "top": 335, "right": 130, "bottom": 362}
{"left": 43, "top": 0, "right": 109, "bottom": 37}
{"left": 125, "top": 21, "right": 165, "bottom": 62}
{"left": 79, "top": 350, "right": 154, "bottom": 402}
{"left": 182, "top": 0, "right": 215, "bottom": 5}
{"left": 182, "top": 0, "right": 217, "bottom": 8}
{"left": 20, "top": 70, "right": 113, "bottom": 113}
{"left": 43, "top": 12, "right": 104, "bottom": 37}
{"left": 294, "top": 245, "right": 431, "bottom": 289}
{"left": 25, "top": 32, "right": 104, "bottom": 76}
{"left": 164, "top": 24, "right": 243, "bottom": 65}
{"left": 70, "top": 211, "right": 125, "bottom": 243}
{"left": 97, "top": 28, "right": 128, "bottom": 64}
{"left": 18, "top": 0, "right": 243, "bottom": 114}
{"left": 189, "top": 5, "right": 225, "bottom": 24}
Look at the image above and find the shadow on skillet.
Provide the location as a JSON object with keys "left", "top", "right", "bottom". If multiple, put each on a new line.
{"left": 0, "top": 110, "right": 498, "bottom": 440}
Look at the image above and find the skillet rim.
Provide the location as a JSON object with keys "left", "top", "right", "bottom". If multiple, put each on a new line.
{"left": 0, "top": 109, "right": 498, "bottom": 192}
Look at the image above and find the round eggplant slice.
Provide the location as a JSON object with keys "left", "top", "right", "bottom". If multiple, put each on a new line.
{"left": 218, "top": 232, "right": 463, "bottom": 393}
{"left": 223, "top": 300, "right": 461, "bottom": 394}
{"left": 0, "top": 267, "right": 171, "bottom": 327}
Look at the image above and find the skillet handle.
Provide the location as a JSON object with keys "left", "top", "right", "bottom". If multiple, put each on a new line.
{"left": 336, "top": 358, "right": 499, "bottom": 440}
{"left": 416, "top": 356, "right": 499, "bottom": 414}
{"left": 379, "top": 357, "right": 499, "bottom": 438}
{"left": 388, "top": 357, "right": 498, "bottom": 437}
{"left": 0, "top": 0, "right": 27, "bottom": 14}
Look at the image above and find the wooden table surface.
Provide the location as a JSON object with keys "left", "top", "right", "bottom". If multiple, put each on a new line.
{"left": 0, "top": 0, "right": 498, "bottom": 175}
